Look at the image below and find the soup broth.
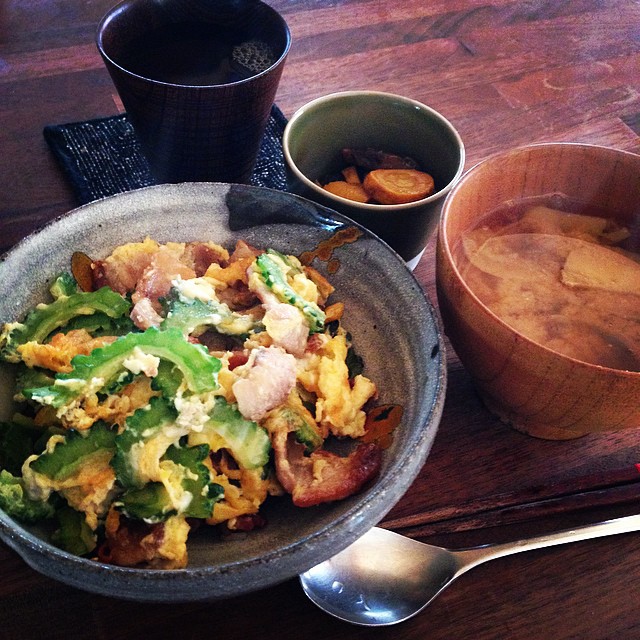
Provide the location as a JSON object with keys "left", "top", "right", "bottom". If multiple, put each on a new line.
{"left": 455, "top": 196, "right": 640, "bottom": 371}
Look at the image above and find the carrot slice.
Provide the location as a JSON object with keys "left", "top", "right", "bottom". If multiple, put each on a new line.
{"left": 341, "top": 165, "right": 361, "bottom": 184}
{"left": 363, "top": 169, "right": 435, "bottom": 204}
{"left": 323, "top": 181, "right": 370, "bottom": 203}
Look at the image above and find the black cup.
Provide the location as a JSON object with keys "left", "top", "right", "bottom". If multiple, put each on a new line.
{"left": 97, "top": 0, "right": 291, "bottom": 184}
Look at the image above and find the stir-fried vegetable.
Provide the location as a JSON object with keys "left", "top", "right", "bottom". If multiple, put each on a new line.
{"left": 111, "top": 397, "right": 177, "bottom": 489}
{"left": 24, "top": 327, "right": 221, "bottom": 409}
{"left": 254, "top": 252, "right": 325, "bottom": 333}
{"left": 189, "top": 397, "right": 271, "bottom": 469}
{"left": 0, "top": 469, "right": 55, "bottom": 523}
{"left": 115, "top": 443, "right": 223, "bottom": 522}
{"left": 162, "top": 295, "right": 260, "bottom": 337}
{"left": 0, "top": 287, "right": 130, "bottom": 363}
{"left": 29, "top": 422, "right": 116, "bottom": 481}
{"left": 52, "top": 506, "right": 96, "bottom": 556}
{"left": 0, "top": 417, "right": 49, "bottom": 475}
{"left": 0, "top": 237, "right": 384, "bottom": 569}
{"left": 265, "top": 405, "right": 324, "bottom": 453}
{"left": 49, "top": 272, "right": 79, "bottom": 299}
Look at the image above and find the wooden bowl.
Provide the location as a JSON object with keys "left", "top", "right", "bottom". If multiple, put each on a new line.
{"left": 436, "top": 143, "right": 640, "bottom": 439}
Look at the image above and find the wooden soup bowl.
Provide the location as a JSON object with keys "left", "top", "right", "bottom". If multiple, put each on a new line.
{"left": 436, "top": 143, "right": 640, "bottom": 439}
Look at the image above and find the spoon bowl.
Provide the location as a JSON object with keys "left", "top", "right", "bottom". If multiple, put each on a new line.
{"left": 300, "top": 514, "right": 640, "bottom": 626}
{"left": 301, "top": 527, "right": 460, "bottom": 626}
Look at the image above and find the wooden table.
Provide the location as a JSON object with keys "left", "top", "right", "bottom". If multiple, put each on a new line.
{"left": 1, "top": 1, "right": 640, "bottom": 638}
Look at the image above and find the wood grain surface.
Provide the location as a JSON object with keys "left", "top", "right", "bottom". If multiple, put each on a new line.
{"left": 1, "top": 1, "right": 640, "bottom": 638}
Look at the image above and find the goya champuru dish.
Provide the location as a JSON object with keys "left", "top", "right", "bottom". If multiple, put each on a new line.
{"left": 0, "top": 237, "right": 384, "bottom": 569}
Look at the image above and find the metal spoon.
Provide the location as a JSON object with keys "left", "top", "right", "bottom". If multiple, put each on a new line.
{"left": 300, "top": 513, "right": 640, "bottom": 626}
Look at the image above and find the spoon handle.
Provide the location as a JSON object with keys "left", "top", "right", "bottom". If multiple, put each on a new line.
{"left": 457, "top": 513, "right": 640, "bottom": 569}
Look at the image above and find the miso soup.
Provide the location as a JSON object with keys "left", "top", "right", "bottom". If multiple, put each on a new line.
{"left": 455, "top": 197, "right": 640, "bottom": 371}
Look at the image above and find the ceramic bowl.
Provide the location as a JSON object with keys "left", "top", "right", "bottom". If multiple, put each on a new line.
{"left": 283, "top": 91, "right": 465, "bottom": 269}
{"left": 436, "top": 142, "right": 640, "bottom": 440}
{"left": 0, "top": 183, "right": 446, "bottom": 601}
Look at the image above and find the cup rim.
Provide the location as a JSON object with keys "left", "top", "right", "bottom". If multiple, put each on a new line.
{"left": 96, "top": 0, "right": 291, "bottom": 89}
{"left": 282, "top": 90, "right": 466, "bottom": 211}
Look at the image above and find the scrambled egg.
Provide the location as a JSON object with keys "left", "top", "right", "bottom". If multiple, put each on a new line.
{"left": 57, "top": 377, "right": 157, "bottom": 430}
{"left": 298, "top": 330, "right": 376, "bottom": 438}
{"left": 18, "top": 329, "right": 116, "bottom": 373}
{"left": 206, "top": 467, "right": 269, "bottom": 526}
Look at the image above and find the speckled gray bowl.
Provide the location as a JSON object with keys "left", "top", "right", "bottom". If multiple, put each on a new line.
{"left": 0, "top": 183, "right": 446, "bottom": 602}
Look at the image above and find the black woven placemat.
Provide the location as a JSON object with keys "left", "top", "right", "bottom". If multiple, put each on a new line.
{"left": 43, "top": 105, "right": 289, "bottom": 205}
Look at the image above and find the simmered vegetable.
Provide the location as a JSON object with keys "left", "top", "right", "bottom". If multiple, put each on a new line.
{"left": 323, "top": 180, "right": 370, "bottom": 203}
{"left": 320, "top": 148, "right": 435, "bottom": 205}
{"left": 341, "top": 148, "right": 419, "bottom": 171}
{"left": 363, "top": 169, "right": 435, "bottom": 204}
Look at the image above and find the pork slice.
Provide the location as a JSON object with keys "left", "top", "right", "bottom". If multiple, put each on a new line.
{"left": 272, "top": 429, "right": 382, "bottom": 507}
{"left": 232, "top": 347, "right": 297, "bottom": 422}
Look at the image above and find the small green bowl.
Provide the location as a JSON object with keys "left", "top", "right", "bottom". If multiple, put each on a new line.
{"left": 283, "top": 91, "right": 465, "bottom": 268}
